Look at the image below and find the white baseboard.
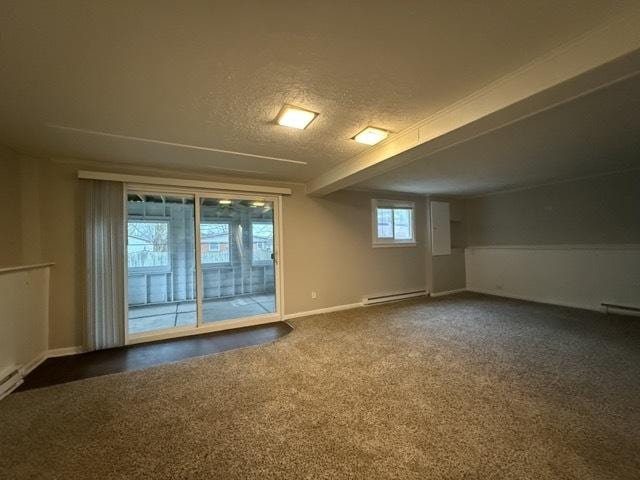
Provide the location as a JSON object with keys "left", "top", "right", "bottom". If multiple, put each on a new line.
{"left": 466, "top": 288, "right": 600, "bottom": 312}
{"left": 18, "top": 346, "right": 85, "bottom": 378}
{"left": 4, "top": 346, "right": 85, "bottom": 397}
{"left": 283, "top": 302, "right": 363, "bottom": 320}
{"left": 430, "top": 288, "right": 467, "bottom": 298}
{"left": 0, "top": 370, "right": 24, "bottom": 400}
{"left": 20, "top": 352, "right": 48, "bottom": 377}
{"left": 47, "top": 346, "right": 85, "bottom": 358}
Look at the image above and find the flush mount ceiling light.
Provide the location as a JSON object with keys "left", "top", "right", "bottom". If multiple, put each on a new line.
{"left": 276, "top": 104, "right": 318, "bottom": 130}
{"left": 353, "top": 126, "right": 389, "bottom": 146}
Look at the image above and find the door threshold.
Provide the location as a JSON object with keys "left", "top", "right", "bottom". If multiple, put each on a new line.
{"left": 16, "top": 321, "right": 292, "bottom": 392}
{"left": 127, "top": 313, "right": 282, "bottom": 345}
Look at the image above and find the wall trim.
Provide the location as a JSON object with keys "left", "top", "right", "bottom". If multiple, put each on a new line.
{"left": 467, "top": 288, "right": 599, "bottom": 313}
{"left": 430, "top": 288, "right": 467, "bottom": 297}
{"left": 283, "top": 302, "right": 363, "bottom": 320}
{"left": 78, "top": 170, "right": 292, "bottom": 195}
{"left": 466, "top": 166, "right": 640, "bottom": 199}
{"left": 466, "top": 244, "right": 640, "bottom": 251}
{"left": 14, "top": 346, "right": 85, "bottom": 389}
{"left": 0, "top": 262, "right": 55, "bottom": 275}
{"left": 20, "top": 352, "right": 47, "bottom": 377}
{"left": 54, "top": 157, "right": 307, "bottom": 186}
{"left": 47, "top": 346, "right": 86, "bottom": 358}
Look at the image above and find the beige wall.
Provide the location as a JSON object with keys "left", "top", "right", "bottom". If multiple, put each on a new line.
{"left": 0, "top": 146, "right": 23, "bottom": 267}
{"left": 284, "top": 189, "right": 426, "bottom": 313}
{"left": 0, "top": 151, "right": 44, "bottom": 267}
{"left": 430, "top": 198, "right": 467, "bottom": 293}
{"left": 0, "top": 267, "right": 50, "bottom": 378}
{"left": 466, "top": 170, "right": 640, "bottom": 246}
{"left": 36, "top": 160, "right": 84, "bottom": 348}
{"left": 19, "top": 157, "right": 43, "bottom": 265}
{"left": 432, "top": 253, "right": 465, "bottom": 293}
{"left": 2, "top": 157, "right": 426, "bottom": 348}
{"left": 6, "top": 154, "right": 636, "bottom": 348}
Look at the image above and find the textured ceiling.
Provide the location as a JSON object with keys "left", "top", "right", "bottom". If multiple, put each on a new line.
{"left": 353, "top": 73, "right": 640, "bottom": 196}
{"left": 0, "top": 1, "right": 638, "bottom": 181}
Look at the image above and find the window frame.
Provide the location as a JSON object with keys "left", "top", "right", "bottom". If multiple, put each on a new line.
{"left": 199, "top": 221, "right": 232, "bottom": 266}
{"left": 126, "top": 218, "right": 172, "bottom": 273}
{"left": 371, "top": 199, "right": 416, "bottom": 247}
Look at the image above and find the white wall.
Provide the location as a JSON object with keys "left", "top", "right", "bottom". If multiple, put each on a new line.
{"left": 0, "top": 266, "right": 51, "bottom": 381}
{"left": 465, "top": 246, "right": 640, "bottom": 311}
{"left": 464, "top": 170, "right": 640, "bottom": 310}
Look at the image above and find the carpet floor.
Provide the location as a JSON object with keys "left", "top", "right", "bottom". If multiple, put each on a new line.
{"left": 1, "top": 292, "right": 639, "bottom": 479}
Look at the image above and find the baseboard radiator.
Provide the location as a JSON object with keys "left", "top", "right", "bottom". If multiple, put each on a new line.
{"left": 0, "top": 366, "right": 23, "bottom": 400}
{"left": 602, "top": 302, "right": 640, "bottom": 317}
{"left": 362, "top": 289, "right": 426, "bottom": 306}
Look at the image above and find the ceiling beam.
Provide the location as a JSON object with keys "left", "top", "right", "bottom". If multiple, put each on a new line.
{"left": 306, "top": 9, "right": 640, "bottom": 196}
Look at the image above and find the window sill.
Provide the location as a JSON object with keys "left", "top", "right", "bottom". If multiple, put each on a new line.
{"left": 372, "top": 242, "right": 417, "bottom": 248}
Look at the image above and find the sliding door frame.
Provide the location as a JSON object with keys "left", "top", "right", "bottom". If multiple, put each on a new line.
{"left": 123, "top": 184, "right": 284, "bottom": 345}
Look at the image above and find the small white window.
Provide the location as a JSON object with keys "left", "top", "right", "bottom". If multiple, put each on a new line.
{"left": 372, "top": 199, "right": 416, "bottom": 247}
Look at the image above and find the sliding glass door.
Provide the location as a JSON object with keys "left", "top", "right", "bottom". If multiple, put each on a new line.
{"left": 126, "top": 193, "right": 197, "bottom": 335}
{"left": 125, "top": 189, "right": 280, "bottom": 341}
{"left": 197, "top": 197, "right": 276, "bottom": 323}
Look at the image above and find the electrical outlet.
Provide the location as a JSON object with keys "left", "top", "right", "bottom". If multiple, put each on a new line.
{"left": 311, "top": 291, "right": 317, "bottom": 299}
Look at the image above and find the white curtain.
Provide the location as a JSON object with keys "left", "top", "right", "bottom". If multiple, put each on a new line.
{"left": 84, "top": 180, "right": 125, "bottom": 350}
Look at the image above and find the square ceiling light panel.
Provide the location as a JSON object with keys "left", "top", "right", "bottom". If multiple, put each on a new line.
{"left": 276, "top": 105, "right": 318, "bottom": 129}
{"left": 353, "top": 126, "right": 389, "bottom": 145}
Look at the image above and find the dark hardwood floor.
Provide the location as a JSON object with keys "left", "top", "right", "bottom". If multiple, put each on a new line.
{"left": 16, "top": 321, "right": 292, "bottom": 392}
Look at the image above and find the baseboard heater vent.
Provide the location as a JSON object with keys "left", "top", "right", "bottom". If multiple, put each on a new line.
{"left": 601, "top": 302, "right": 640, "bottom": 317}
{"left": 363, "top": 290, "right": 426, "bottom": 306}
{"left": 0, "top": 367, "right": 24, "bottom": 401}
